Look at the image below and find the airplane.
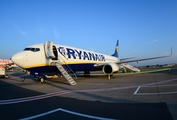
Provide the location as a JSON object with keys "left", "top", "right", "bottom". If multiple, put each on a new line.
{"left": 11, "top": 40, "right": 172, "bottom": 85}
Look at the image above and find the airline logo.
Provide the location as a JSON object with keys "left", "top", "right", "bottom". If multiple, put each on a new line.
{"left": 115, "top": 46, "right": 118, "bottom": 52}
{"left": 58, "top": 47, "right": 106, "bottom": 61}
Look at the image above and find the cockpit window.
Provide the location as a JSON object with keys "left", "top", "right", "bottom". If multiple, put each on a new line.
{"left": 24, "top": 48, "right": 32, "bottom": 51}
{"left": 31, "top": 48, "right": 35, "bottom": 51}
{"left": 35, "top": 48, "right": 40, "bottom": 51}
{"left": 23, "top": 48, "right": 40, "bottom": 52}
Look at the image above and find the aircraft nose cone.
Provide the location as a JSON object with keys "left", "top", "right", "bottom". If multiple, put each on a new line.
{"left": 11, "top": 52, "right": 24, "bottom": 67}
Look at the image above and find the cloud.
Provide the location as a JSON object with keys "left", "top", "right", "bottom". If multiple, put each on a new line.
{"left": 146, "top": 39, "right": 160, "bottom": 45}
{"left": 52, "top": 28, "right": 60, "bottom": 40}
{"left": 130, "top": 49, "right": 136, "bottom": 54}
{"left": 89, "top": 48, "right": 95, "bottom": 52}
{"left": 14, "top": 24, "right": 30, "bottom": 40}
{"left": 36, "top": 27, "right": 47, "bottom": 34}
{"left": 123, "top": 49, "right": 136, "bottom": 57}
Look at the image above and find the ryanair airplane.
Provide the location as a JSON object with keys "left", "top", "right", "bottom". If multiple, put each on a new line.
{"left": 11, "top": 40, "right": 171, "bottom": 85}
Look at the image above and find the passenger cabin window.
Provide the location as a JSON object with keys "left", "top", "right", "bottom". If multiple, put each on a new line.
{"left": 23, "top": 48, "right": 40, "bottom": 52}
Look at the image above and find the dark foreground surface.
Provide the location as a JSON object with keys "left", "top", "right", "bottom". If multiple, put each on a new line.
{"left": 0, "top": 68, "right": 176, "bottom": 120}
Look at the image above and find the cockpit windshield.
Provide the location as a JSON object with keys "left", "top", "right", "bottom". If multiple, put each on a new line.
{"left": 23, "top": 47, "right": 40, "bottom": 52}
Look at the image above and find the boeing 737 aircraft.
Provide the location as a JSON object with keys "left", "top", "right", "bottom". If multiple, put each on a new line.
{"left": 11, "top": 40, "right": 171, "bottom": 85}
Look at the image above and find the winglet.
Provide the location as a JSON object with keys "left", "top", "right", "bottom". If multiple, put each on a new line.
{"left": 171, "top": 47, "right": 172, "bottom": 56}
{"left": 111, "top": 40, "right": 119, "bottom": 58}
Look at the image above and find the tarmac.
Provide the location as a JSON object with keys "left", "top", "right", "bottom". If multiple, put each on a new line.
{"left": 0, "top": 68, "right": 177, "bottom": 120}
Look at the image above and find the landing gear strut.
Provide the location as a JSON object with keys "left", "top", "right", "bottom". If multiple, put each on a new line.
{"left": 84, "top": 71, "right": 90, "bottom": 77}
{"left": 122, "top": 67, "right": 127, "bottom": 73}
{"left": 107, "top": 74, "right": 113, "bottom": 80}
{"left": 108, "top": 74, "right": 111, "bottom": 80}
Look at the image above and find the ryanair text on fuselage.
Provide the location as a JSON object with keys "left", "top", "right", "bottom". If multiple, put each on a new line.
{"left": 58, "top": 47, "right": 106, "bottom": 61}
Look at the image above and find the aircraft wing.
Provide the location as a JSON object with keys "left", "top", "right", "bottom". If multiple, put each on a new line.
{"left": 118, "top": 53, "right": 172, "bottom": 64}
{"left": 117, "top": 47, "right": 172, "bottom": 64}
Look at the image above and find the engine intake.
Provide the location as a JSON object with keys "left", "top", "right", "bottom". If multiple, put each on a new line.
{"left": 102, "top": 63, "right": 119, "bottom": 74}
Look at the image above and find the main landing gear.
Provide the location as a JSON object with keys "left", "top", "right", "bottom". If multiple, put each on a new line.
{"left": 84, "top": 71, "right": 90, "bottom": 77}
{"left": 107, "top": 74, "right": 113, "bottom": 80}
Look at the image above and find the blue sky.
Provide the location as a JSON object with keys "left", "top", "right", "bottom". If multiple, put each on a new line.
{"left": 0, "top": 0, "right": 176, "bottom": 65}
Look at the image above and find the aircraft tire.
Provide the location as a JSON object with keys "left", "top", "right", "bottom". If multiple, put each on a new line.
{"left": 38, "top": 77, "right": 45, "bottom": 83}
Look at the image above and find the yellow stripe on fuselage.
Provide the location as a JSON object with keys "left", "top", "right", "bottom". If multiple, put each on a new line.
{"left": 23, "top": 61, "right": 106, "bottom": 69}
{"left": 23, "top": 64, "right": 50, "bottom": 69}
{"left": 60, "top": 61, "right": 106, "bottom": 64}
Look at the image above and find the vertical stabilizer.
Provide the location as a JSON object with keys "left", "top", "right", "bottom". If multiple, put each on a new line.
{"left": 111, "top": 40, "right": 119, "bottom": 58}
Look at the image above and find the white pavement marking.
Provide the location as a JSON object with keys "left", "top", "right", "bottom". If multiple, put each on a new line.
{"left": 19, "top": 108, "right": 116, "bottom": 120}
{"left": 140, "top": 84, "right": 177, "bottom": 87}
{"left": 135, "top": 91, "right": 177, "bottom": 95}
{"left": 133, "top": 86, "right": 141, "bottom": 95}
{"left": 134, "top": 84, "right": 177, "bottom": 95}
{"left": 1, "top": 78, "right": 177, "bottom": 105}
{"left": 0, "top": 91, "right": 71, "bottom": 105}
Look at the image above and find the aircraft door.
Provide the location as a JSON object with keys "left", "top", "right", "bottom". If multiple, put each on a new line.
{"left": 52, "top": 45, "right": 58, "bottom": 60}
{"left": 44, "top": 41, "right": 55, "bottom": 59}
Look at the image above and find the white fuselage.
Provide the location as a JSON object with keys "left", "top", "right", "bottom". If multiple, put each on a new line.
{"left": 11, "top": 43, "right": 119, "bottom": 73}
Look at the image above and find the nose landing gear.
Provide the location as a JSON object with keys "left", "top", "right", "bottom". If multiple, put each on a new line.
{"left": 38, "top": 76, "right": 45, "bottom": 83}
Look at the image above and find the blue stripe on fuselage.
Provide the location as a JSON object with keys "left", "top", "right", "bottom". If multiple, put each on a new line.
{"left": 27, "top": 64, "right": 96, "bottom": 74}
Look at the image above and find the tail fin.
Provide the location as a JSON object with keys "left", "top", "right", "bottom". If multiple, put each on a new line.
{"left": 111, "top": 40, "right": 119, "bottom": 58}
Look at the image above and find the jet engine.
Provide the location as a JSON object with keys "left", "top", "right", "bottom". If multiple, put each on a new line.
{"left": 102, "top": 63, "right": 119, "bottom": 74}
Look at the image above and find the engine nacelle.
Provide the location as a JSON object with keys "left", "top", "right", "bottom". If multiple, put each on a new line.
{"left": 102, "top": 63, "right": 119, "bottom": 74}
